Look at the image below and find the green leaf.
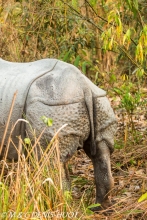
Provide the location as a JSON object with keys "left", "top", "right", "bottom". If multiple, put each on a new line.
{"left": 72, "top": 0, "right": 78, "bottom": 9}
{"left": 47, "top": 118, "right": 53, "bottom": 127}
{"left": 63, "top": 51, "right": 71, "bottom": 62}
{"left": 82, "top": 61, "right": 88, "bottom": 74}
{"left": 12, "top": 3, "right": 22, "bottom": 17}
{"left": 86, "top": 203, "right": 101, "bottom": 214}
{"left": 125, "top": 0, "right": 132, "bottom": 10}
{"left": 133, "top": 0, "right": 138, "bottom": 10}
{"left": 87, "top": 203, "right": 101, "bottom": 210}
{"left": 41, "top": 116, "right": 53, "bottom": 127}
{"left": 138, "top": 192, "right": 147, "bottom": 203}
{"left": 24, "top": 138, "right": 31, "bottom": 145}
{"left": 113, "top": 87, "right": 122, "bottom": 95}
{"left": 123, "top": 29, "right": 131, "bottom": 45}
{"left": 136, "top": 69, "right": 144, "bottom": 78}
{"left": 74, "top": 55, "right": 80, "bottom": 67}
{"left": 90, "top": 0, "right": 98, "bottom": 7}
{"left": 110, "top": 73, "right": 116, "bottom": 83}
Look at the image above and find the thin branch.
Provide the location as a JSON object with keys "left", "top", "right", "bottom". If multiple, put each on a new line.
{"left": 85, "top": 0, "right": 137, "bottom": 46}
{"left": 61, "top": 0, "right": 143, "bottom": 70}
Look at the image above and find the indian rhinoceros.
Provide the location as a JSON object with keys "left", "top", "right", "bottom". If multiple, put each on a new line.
{"left": 0, "top": 58, "right": 117, "bottom": 211}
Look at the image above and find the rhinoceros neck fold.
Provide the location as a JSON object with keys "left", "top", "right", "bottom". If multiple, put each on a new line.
{"left": 0, "top": 58, "right": 58, "bottom": 146}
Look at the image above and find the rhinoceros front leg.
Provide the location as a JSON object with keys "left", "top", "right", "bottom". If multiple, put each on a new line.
{"left": 84, "top": 139, "right": 114, "bottom": 211}
{"left": 60, "top": 161, "right": 71, "bottom": 191}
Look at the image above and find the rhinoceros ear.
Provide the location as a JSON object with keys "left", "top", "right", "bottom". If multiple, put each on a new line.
{"left": 80, "top": 73, "right": 106, "bottom": 97}
{"left": 93, "top": 87, "right": 106, "bottom": 97}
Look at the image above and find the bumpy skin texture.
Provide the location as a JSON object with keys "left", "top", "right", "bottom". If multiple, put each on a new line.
{"left": 0, "top": 58, "right": 117, "bottom": 211}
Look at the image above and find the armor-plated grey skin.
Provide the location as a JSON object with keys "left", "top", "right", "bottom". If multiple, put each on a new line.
{"left": 0, "top": 58, "right": 117, "bottom": 211}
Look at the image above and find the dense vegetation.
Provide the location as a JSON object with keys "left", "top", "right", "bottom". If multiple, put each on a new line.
{"left": 0, "top": 0, "right": 147, "bottom": 219}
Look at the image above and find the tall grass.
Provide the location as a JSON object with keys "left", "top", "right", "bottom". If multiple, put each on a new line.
{"left": 0, "top": 130, "right": 82, "bottom": 220}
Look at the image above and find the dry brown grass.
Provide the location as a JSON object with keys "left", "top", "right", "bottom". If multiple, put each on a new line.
{"left": 0, "top": 130, "right": 83, "bottom": 219}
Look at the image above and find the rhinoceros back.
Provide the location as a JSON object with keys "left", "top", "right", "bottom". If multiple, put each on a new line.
{"left": 0, "top": 58, "right": 58, "bottom": 148}
{"left": 0, "top": 58, "right": 108, "bottom": 159}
